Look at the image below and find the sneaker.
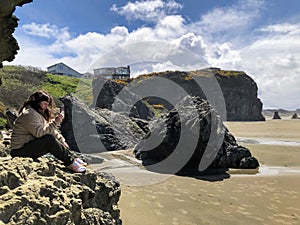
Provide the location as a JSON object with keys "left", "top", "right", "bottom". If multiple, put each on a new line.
{"left": 67, "top": 160, "right": 86, "bottom": 173}
{"left": 75, "top": 158, "right": 88, "bottom": 166}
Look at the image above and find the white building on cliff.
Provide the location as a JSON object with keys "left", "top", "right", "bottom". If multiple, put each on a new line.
{"left": 47, "top": 62, "right": 82, "bottom": 78}
{"left": 93, "top": 66, "right": 130, "bottom": 79}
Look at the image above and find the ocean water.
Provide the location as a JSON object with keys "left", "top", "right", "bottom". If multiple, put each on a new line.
{"left": 236, "top": 138, "right": 300, "bottom": 146}
{"left": 230, "top": 166, "right": 300, "bottom": 177}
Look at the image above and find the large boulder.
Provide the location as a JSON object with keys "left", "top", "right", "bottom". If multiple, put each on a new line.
{"left": 134, "top": 96, "right": 259, "bottom": 174}
{"left": 0, "top": 156, "right": 121, "bottom": 225}
{"left": 0, "top": 0, "right": 33, "bottom": 67}
{"left": 60, "top": 94, "right": 145, "bottom": 153}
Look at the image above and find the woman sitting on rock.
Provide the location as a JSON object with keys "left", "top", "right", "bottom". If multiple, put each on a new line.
{"left": 10, "top": 90, "right": 87, "bottom": 173}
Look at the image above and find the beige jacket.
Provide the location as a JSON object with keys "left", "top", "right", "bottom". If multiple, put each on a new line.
{"left": 11, "top": 105, "right": 65, "bottom": 150}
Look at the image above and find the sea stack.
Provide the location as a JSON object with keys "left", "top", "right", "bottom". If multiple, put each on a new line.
{"left": 273, "top": 111, "right": 281, "bottom": 119}
{"left": 291, "top": 113, "right": 300, "bottom": 119}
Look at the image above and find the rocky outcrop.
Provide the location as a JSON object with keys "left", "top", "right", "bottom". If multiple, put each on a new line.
{"left": 0, "top": 142, "right": 10, "bottom": 157}
{"left": 92, "top": 77, "right": 154, "bottom": 120}
{"left": 134, "top": 96, "right": 259, "bottom": 174}
{"left": 60, "top": 94, "right": 145, "bottom": 153}
{"left": 273, "top": 111, "right": 281, "bottom": 119}
{"left": 212, "top": 70, "right": 265, "bottom": 121}
{"left": 0, "top": 156, "right": 121, "bottom": 225}
{"left": 0, "top": 0, "right": 33, "bottom": 67}
{"left": 92, "top": 69, "right": 264, "bottom": 121}
{"left": 291, "top": 113, "right": 300, "bottom": 119}
{"left": 152, "top": 69, "right": 265, "bottom": 121}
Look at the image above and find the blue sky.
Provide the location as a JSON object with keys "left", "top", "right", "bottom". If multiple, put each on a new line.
{"left": 6, "top": 0, "right": 300, "bottom": 110}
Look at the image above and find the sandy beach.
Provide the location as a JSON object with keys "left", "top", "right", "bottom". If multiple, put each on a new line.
{"left": 92, "top": 119, "right": 300, "bottom": 225}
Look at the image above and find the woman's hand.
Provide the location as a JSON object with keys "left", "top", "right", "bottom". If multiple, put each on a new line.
{"left": 55, "top": 113, "right": 64, "bottom": 124}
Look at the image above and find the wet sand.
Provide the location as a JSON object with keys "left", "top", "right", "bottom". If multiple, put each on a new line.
{"left": 96, "top": 119, "right": 300, "bottom": 225}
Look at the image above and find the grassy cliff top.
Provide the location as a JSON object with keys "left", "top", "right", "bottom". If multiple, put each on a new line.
{"left": 134, "top": 68, "right": 245, "bottom": 80}
{"left": 0, "top": 65, "right": 92, "bottom": 128}
{"left": 99, "top": 68, "right": 248, "bottom": 89}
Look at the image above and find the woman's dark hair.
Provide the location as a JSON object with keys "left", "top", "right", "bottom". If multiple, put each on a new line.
{"left": 19, "top": 90, "right": 55, "bottom": 121}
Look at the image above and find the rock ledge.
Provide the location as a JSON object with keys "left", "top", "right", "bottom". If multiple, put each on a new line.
{"left": 0, "top": 156, "right": 121, "bottom": 225}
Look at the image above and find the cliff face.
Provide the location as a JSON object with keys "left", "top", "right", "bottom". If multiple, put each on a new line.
{"left": 92, "top": 68, "right": 265, "bottom": 121}
{"left": 92, "top": 77, "right": 154, "bottom": 120}
{"left": 213, "top": 71, "right": 265, "bottom": 121}
{"left": 0, "top": 0, "right": 33, "bottom": 67}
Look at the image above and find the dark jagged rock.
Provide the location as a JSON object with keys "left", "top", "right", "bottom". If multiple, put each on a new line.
{"left": 134, "top": 96, "right": 259, "bottom": 174}
{"left": 92, "top": 77, "right": 154, "bottom": 120}
{"left": 0, "top": 156, "right": 121, "bottom": 225}
{"left": 0, "top": 0, "right": 33, "bottom": 67}
{"left": 272, "top": 111, "right": 281, "bottom": 119}
{"left": 60, "top": 94, "right": 145, "bottom": 153}
{"left": 291, "top": 113, "right": 300, "bottom": 119}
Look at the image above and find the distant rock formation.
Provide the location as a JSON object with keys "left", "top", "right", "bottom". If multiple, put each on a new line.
{"left": 0, "top": 156, "right": 121, "bottom": 225}
{"left": 0, "top": 0, "right": 33, "bottom": 67}
{"left": 60, "top": 94, "right": 146, "bottom": 153}
{"left": 92, "top": 69, "right": 265, "bottom": 121}
{"left": 134, "top": 96, "right": 259, "bottom": 174}
{"left": 263, "top": 109, "right": 296, "bottom": 118}
{"left": 291, "top": 113, "right": 300, "bottom": 119}
{"left": 273, "top": 111, "right": 281, "bottom": 119}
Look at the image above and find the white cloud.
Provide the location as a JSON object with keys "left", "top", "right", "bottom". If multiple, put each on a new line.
{"left": 238, "top": 23, "right": 300, "bottom": 109}
{"left": 5, "top": 35, "right": 57, "bottom": 69}
{"left": 172, "top": 33, "right": 207, "bottom": 59}
{"left": 22, "top": 22, "right": 71, "bottom": 40}
{"left": 111, "top": 0, "right": 182, "bottom": 22}
{"left": 129, "top": 60, "right": 181, "bottom": 77}
{"left": 155, "top": 15, "right": 186, "bottom": 39}
{"left": 259, "top": 23, "right": 300, "bottom": 35}
{"left": 207, "top": 42, "right": 241, "bottom": 69}
{"left": 193, "top": 0, "right": 264, "bottom": 40}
